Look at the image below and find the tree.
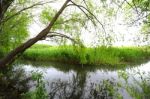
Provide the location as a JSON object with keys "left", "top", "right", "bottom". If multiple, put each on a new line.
{"left": 2, "top": 0, "right": 148, "bottom": 67}
{"left": 0, "top": 0, "right": 69, "bottom": 67}
{"left": 0, "top": 0, "right": 46, "bottom": 57}
{"left": 0, "top": 0, "right": 103, "bottom": 67}
{"left": 0, "top": 0, "right": 30, "bottom": 57}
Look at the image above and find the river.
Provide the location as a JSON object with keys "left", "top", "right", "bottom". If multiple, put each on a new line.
{"left": 14, "top": 61, "right": 150, "bottom": 99}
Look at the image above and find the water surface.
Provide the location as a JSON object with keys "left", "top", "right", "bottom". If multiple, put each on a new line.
{"left": 15, "top": 61, "right": 150, "bottom": 99}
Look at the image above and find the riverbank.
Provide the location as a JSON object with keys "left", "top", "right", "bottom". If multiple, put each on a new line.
{"left": 22, "top": 44, "right": 150, "bottom": 66}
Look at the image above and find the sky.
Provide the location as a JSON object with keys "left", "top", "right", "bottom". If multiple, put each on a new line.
{"left": 28, "top": 0, "right": 149, "bottom": 47}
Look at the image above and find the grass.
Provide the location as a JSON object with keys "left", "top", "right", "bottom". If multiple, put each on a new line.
{"left": 22, "top": 44, "right": 150, "bottom": 66}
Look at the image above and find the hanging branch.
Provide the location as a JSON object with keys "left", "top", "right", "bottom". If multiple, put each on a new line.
{"left": 46, "top": 32, "right": 77, "bottom": 43}
{"left": 68, "top": 1, "right": 106, "bottom": 34}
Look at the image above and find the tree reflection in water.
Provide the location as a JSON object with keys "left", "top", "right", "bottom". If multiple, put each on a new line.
{"left": 0, "top": 67, "right": 32, "bottom": 99}
{"left": 47, "top": 73, "right": 120, "bottom": 99}
{"left": 18, "top": 61, "right": 122, "bottom": 99}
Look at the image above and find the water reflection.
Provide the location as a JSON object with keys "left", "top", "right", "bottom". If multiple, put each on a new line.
{"left": 47, "top": 76, "right": 118, "bottom": 99}
{"left": 0, "top": 67, "right": 33, "bottom": 99}
{"left": 14, "top": 60, "right": 150, "bottom": 99}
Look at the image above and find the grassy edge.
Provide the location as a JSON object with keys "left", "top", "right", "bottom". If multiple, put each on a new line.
{"left": 21, "top": 44, "right": 150, "bottom": 67}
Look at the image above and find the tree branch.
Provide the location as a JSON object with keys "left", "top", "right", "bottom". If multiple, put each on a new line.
{"left": 124, "top": 0, "right": 142, "bottom": 16}
{"left": 130, "top": 13, "right": 150, "bottom": 25}
{"left": 68, "top": 1, "right": 106, "bottom": 34}
{"left": 1, "top": 1, "right": 55, "bottom": 23}
{"left": 45, "top": 32, "right": 77, "bottom": 44}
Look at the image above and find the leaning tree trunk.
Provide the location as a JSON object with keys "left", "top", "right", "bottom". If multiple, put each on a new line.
{"left": 0, "top": 0, "right": 70, "bottom": 67}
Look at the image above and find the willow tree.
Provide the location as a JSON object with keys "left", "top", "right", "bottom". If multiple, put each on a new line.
{"left": 0, "top": 0, "right": 51, "bottom": 61}
{"left": 0, "top": 0, "right": 105, "bottom": 67}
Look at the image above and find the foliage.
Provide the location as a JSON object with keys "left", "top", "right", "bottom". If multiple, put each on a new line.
{"left": 130, "top": 0, "right": 150, "bottom": 34}
{"left": 0, "top": 67, "right": 31, "bottom": 99}
{"left": 132, "top": 0, "right": 150, "bottom": 11}
{"left": 40, "top": 6, "right": 87, "bottom": 45}
{"left": 22, "top": 71, "right": 48, "bottom": 99}
{"left": 0, "top": 6, "right": 31, "bottom": 56}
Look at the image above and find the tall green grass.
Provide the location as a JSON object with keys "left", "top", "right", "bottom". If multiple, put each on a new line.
{"left": 22, "top": 44, "right": 150, "bottom": 66}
